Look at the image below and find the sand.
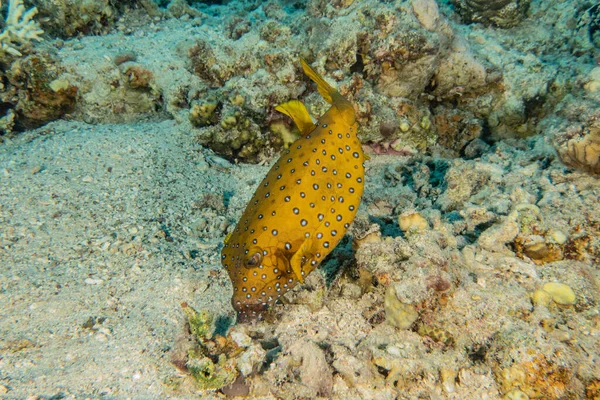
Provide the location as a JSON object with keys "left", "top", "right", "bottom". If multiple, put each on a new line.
{"left": 0, "top": 120, "right": 249, "bottom": 398}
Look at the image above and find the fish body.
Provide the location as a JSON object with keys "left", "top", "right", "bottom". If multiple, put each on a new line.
{"left": 221, "top": 60, "right": 365, "bottom": 321}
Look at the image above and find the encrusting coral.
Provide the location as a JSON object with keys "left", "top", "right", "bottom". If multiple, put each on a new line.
{"left": 451, "top": 0, "right": 531, "bottom": 28}
{"left": 0, "top": 0, "right": 43, "bottom": 57}
{"left": 3, "top": 52, "right": 78, "bottom": 129}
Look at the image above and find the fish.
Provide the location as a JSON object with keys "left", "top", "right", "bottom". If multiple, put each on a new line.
{"left": 221, "top": 59, "right": 365, "bottom": 322}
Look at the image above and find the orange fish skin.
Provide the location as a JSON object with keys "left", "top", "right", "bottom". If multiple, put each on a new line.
{"left": 221, "top": 62, "right": 365, "bottom": 322}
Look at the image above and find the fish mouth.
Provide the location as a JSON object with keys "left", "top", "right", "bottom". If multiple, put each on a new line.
{"left": 231, "top": 298, "right": 269, "bottom": 323}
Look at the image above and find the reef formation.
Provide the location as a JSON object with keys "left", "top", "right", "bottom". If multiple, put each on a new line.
{"left": 0, "top": 0, "right": 599, "bottom": 399}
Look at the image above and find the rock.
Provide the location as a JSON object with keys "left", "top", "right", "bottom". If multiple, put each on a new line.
{"left": 542, "top": 282, "right": 576, "bottom": 305}
{"left": 384, "top": 286, "right": 418, "bottom": 330}
{"left": 530, "top": 289, "right": 552, "bottom": 307}
{"left": 505, "top": 389, "right": 529, "bottom": 400}
{"left": 478, "top": 216, "right": 520, "bottom": 253}
{"left": 398, "top": 212, "right": 429, "bottom": 233}
{"left": 412, "top": 0, "right": 440, "bottom": 31}
{"left": 288, "top": 340, "right": 333, "bottom": 397}
{"left": 451, "top": 0, "right": 531, "bottom": 28}
{"left": 463, "top": 138, "right": 490, "bottom": 159}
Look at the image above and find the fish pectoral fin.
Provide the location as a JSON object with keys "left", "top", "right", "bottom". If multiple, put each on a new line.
{"left": 289, "top": 238, "right": 315, "bottom": 284}
{"left": 275, "top": 100, "right": 315, "bottom": 135}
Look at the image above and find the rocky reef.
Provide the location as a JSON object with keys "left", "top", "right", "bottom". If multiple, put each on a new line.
{"left": 1, "top": 0, "right": 599, "bottom": 398}
{"left": 192, "top": 133, "right": 599, "bottom": 399}
{"left": 0, "top": 0, "right": 594, "bottom": 168}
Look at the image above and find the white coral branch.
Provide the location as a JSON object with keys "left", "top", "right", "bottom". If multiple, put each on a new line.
{"left": 0, "top": 0, "right": 44, "bottom": 57}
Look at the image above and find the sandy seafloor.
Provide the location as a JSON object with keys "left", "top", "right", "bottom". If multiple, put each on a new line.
{"left": 0, "top": 121, "right": 244, "bottom": 398}
{"left": 1, "top": 0, "right": 600, "bottom": 399}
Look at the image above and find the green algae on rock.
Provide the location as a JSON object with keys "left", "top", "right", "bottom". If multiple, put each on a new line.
{"left": 186, "top": 350, "right": 237, "bottom": 390}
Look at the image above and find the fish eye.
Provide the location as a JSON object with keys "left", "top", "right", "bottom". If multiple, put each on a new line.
{"left": 244, "top": 249, "right": 263, "bottom": 268}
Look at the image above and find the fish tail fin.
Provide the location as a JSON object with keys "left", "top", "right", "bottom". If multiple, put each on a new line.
{"left": 300, "top": 59, "right": 336, "bottom": 105}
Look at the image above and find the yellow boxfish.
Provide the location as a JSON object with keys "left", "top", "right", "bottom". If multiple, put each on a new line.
{"left": 221, "top": 60, "right": 365, "bottom": 321}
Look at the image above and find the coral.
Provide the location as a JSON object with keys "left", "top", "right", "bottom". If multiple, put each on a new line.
{"left": 188, "top": 39, "right": 243, "bottom": 88}
{"left": 0, "top": 0, "right": 43, "bottom": 57}
{"left": 362, "top": 25, "right": 442, "bottom": 98}
{"left": 174, "top": 303, "right": 266, "bottom": 391}
{"left": 451, "top": 0, "right": 531, "bottom": 28}
{"left": 189, "top": 100, "right": 220, "bottom": 128}
{"left": 477, "top": 216, "right": 520, "bottom": 253}
{"left": 227, "top": 16, "right": 251, "bottom": 40}
{"left": 553, "top": 118, "right": 600, "bottom": 176}
{"left": 4, "top": 53, "right": 77, "bottom": 129}
{"left": 67, "top": 60, "right": 163, "bottom": 124}
{"left": 353, "top": 222, "right": 413, "bottom": 276}
{"left": 31, "top": 0, "right": 116, "bottom": 38}
{"left": 165, "top": 0, "right": 204, "bottom": 19}
{"left": 384, "top": 285, "right": 419, "bottom": 330}
{"left": 495, "top": 353, "right": 578, "bottom": 399}
{"left": 269, "top": 120, "right": 299, "bottom": 149}
{"left": 398, "top": 211, "right": 429, "bottom": 234}
{"left": 124, "top": 65, "right": 153, "bottom": 90}
{"left": 259, "top": 20, "right": 291, "bottom": 43}
{"left": 195, "top": 107, "right": 266, "bottom": 163}
{"left": 182, "top": 302, "right": 214, "bottom": 340}
{"left": 186, "top": 350, "right": 237, "bottom": 389}
{"left": 587, "top": 380, "right": 600, "bottom": 399}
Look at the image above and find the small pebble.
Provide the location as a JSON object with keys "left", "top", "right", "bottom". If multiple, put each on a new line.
{"left": 398, "top": 212, "right": 428, "bottom": 233}
{"left": 95, "top": 333, "right": 108, "bottom": 342}
{"left": 114, "top": 51, "right": 137, "bottom": 65}
{"left": 552, "top": 330, "right": 571, "bottom": 342}
{"left": 82, "top": 175, "right": 94, "bottom": 183}
{"left": 531, "top": 289, "right": 552, "bottom": 307}
{"left": 549, "top": 230, "right": 568, "bottom": 245}
{"left": 505, "top": 389, "right": 529, "bottom": 400}
{"left": 440, "top": 368, "right": 457, "bottom": 393}
{"left": 542, "top": 282, "right": 576, "bottom": 305}
{"left": 386, "top": 346, "right": 402, "bottom": 357}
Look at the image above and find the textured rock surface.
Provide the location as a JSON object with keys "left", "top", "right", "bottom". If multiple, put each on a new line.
{"left": 451, "top": 0, "right": 531, "bottom": 28}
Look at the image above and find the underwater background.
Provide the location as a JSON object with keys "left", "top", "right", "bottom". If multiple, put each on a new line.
{"left": 1, "top": 0, "right": 599, "bottom": 398}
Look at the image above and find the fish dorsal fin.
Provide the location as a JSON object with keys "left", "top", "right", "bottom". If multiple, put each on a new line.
{"left": 300, "top": 59, "right": 336, "bottom": 105}
{"left": 289, "top": 237, "right": 316, "bottom": 284}
{"left": 275, "top": 100, "right": 315, "bottom": 135}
